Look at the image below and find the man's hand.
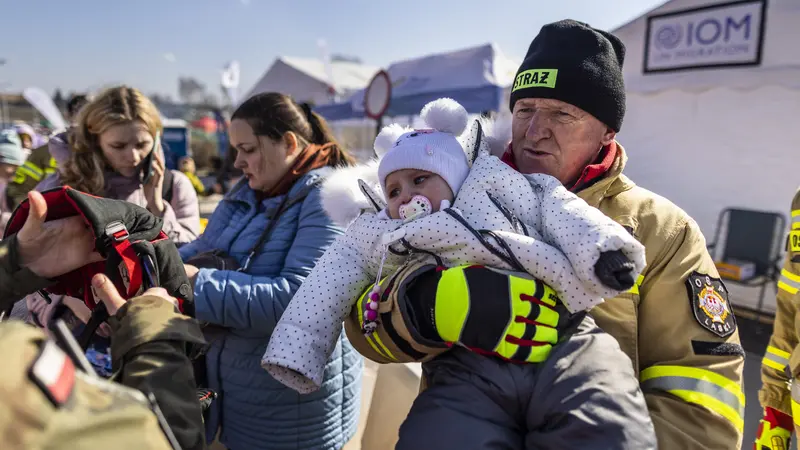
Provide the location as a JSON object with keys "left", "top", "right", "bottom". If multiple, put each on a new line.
{"left": 92, "top": 273, "right": 177, "bottom": 316}
{"left": 16, "top": 191, "right": 102, "bottom": 278}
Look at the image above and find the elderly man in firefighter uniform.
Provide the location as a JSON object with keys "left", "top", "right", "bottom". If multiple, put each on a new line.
{"left": 344, "top": 19, "right": 745, "bottom": 450}
{"left": 756, "top": 188, "right": 800, "bottom": 449}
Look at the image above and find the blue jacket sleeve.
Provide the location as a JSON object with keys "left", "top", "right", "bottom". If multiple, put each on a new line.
{"left": 192, "top": 189, "right": 342, "bottom": 332}
{"left": 178, "top": 232, "right": 212, "bottom": 261}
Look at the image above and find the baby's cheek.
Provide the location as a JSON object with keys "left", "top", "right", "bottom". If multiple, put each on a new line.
{"left": 430, "top": 193, "right": 455, "bottom": 212}
{"left": 387, "top": 201, "right": 401, "bottom": 220}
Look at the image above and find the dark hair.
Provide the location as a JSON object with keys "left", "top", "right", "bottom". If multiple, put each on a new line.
{"left": 67, "top": 94, "right": 89, "bottom": 117}
{"left": 231, "top": 92, "right": 355, "bottom": 167}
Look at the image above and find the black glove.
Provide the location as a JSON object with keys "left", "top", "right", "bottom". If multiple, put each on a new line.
{"left": 594, "top": 250, "right": 636, "bottom": 291}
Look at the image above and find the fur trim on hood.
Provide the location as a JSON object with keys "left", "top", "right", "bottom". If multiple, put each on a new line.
{"left": 320, "top": 114, "right": 512, "bottom": 228}
{"left": 466, "top": 115, "right": 511, "bottom": 158}
{"left": 320, "top": 159, "right": 383, "bottom": 228}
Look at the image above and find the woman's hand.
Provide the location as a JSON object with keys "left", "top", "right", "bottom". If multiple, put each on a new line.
{"left": 62, "top": 295, "right": 91, "bottom": 324}
{"left": 184, "top": 264, "right": 199, "bottom": 286}
{"left": 59, "top": 295, "right": 112, "bottom": 336}
{"left": 143, "top": 149, "right": 166, "bottom": 216}
{"left": 17, "top": 191, "right": 103, "bottom": 278}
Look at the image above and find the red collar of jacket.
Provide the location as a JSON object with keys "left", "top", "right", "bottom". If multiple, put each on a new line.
{"left": 500, "top": 141, "right": 618, "bottom": 192}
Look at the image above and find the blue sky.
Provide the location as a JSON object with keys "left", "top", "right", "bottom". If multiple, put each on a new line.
{"left": 0, "top": 0, "right": 666, "bottom": 100}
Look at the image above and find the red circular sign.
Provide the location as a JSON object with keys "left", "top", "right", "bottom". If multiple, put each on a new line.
{"left": 364, "top": 70, "right": 391, "bottom": 119}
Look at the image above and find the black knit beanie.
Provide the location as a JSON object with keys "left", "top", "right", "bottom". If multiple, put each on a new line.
{"left": 509, "top": 19, "right": 627, "bottom": 132}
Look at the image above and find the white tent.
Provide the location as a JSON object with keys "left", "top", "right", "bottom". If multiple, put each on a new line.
{"left": 612, "top": 0, "right": 800, "bottom": 246}
{"left": 316, "top": 43, "right": 519, "bottom": 120}
{"left": 242, "top": 57, "right": 378, "bottom": 106}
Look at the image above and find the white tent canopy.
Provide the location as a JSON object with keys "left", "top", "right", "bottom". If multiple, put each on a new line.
{"left": 316, "top": 43, "right": 519, "bottom": 120}
{"left": 612, "top": 0, "right": 799, "bottom": 255}
{"left": 242, "top": 57, "right": 378, "bottom": 106}
{"left": 347, "top": 43, "right": 519, "bottom": 115}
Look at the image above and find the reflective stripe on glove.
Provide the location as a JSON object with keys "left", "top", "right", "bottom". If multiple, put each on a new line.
{"left": 408, "top": 264, "right": 564, "bottom": 363}
{"left": 755, "top": 407, "right": 793, "bottom": 450}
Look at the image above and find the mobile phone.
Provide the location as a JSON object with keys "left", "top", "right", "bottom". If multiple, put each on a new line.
{"left": 140, "top": 132, "right": 161, "bottom": 184}
{"left": 141, "top": 254, "right": 158, "bottom": 290}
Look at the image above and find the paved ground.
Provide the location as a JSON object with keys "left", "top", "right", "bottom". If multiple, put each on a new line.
{"left": 738, "top": 313, "right": 797, "bottom": 449}
{"left": 740, "top": 315, "right": 770, "bottom": 448}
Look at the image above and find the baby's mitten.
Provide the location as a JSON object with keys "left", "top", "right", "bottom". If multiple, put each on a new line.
{"left": 594, "top": 250, "right": 636, "bottom": 291}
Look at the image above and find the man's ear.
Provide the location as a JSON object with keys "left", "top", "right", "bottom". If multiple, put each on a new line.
{"left": 600, "top": 128, "right": 616, "bottom": 146}
{"left": 282, "top": 131, "right": 300, "bottom": 155}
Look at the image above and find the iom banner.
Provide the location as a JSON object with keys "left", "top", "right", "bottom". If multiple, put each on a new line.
{"left": 644, "top": 0, "right": 767, "bottom": 73}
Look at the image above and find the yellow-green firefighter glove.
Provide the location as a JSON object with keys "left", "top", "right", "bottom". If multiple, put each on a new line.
{"left": 399, "top": 264, "right": 566, "bottom": 363}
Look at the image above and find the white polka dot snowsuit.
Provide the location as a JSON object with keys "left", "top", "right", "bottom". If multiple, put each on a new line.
{"left": 262, "top": 119, "right": 646, "bottom": 394}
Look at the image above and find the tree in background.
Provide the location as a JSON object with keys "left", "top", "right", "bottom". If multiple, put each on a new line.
{"left": 52, "top": 89, "right": 65, "bottom": 109}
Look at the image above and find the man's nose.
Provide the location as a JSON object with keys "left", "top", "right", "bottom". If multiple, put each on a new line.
{"left": 526, "top": 112, "right": 551, "bottom": 141}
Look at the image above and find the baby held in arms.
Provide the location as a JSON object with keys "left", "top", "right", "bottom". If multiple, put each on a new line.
{"left": 262, "top": 98, "right": 646, "bottom": 394}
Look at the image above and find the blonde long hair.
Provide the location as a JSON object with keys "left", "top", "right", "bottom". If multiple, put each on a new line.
{"left": 61, "top": 86, "right": 163, "bottom": 195}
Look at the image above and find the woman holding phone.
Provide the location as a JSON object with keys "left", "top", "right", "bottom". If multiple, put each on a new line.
{"left": 24, "top": 86, "right": 201, "bottom": 364}
{"left": 36, "top": 85, "right": 200, "bottom": 243}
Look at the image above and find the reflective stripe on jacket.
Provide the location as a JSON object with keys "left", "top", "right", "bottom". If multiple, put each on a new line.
{"left": 760, "top": 188, "right": 800, "bottom": 426}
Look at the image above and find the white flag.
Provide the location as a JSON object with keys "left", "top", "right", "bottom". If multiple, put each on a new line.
{"left": 23, "top": 87, "right": 67, "bottom": 131}
{"left": 317, "top": 39, "right": 337, "bottom": 103}
{"left": 221, "top": 61, "right": 240, "bottom": 105}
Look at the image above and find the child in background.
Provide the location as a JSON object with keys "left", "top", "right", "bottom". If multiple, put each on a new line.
{"left": 179, "top": 156, "right": 206, "bottom": 195}
{"left": 0, "top": 130, "right": 26, "bottom": 236}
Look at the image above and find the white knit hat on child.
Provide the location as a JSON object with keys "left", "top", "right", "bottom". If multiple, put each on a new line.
{"left": 375, "top": 98, "right": 470, "bottom": 196}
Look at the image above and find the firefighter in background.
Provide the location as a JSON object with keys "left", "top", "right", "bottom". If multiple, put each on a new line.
{"left": 755, "top": 188, "right": 800, "bottom": 449}
{"left": 13, "top": 122, "right": 35, "bottom": 152}
{"left": 0, "top": 130, "right": 26, "bottom": 236}
{"left": 6, "top": 94, "right": 88, "bottom": 209}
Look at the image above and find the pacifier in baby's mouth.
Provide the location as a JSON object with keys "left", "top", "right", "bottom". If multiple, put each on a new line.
{"left": 399, "top": 195, "right": 433, "bottom": 222}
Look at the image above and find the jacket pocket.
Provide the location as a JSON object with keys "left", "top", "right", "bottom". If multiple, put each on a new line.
{"left": 591, "top": 293, "right": 640, "bottom": 374}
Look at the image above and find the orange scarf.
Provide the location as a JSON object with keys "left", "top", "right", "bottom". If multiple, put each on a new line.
{"left": 264, "top": 143, "right": 336, "bottom": 197}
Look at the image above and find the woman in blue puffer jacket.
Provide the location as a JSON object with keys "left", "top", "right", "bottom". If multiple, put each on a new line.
{"left": 179, "top": 92, "right": 363, "bottom": 450}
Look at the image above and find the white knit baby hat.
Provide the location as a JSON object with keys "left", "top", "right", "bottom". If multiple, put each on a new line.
{"left": 375, "top": 98, "right": 470, "bottom": 196}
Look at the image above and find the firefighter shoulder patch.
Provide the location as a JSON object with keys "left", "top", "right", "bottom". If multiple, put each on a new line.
{"left": 686, "top": 272, "right": 736, "bottom": 338}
